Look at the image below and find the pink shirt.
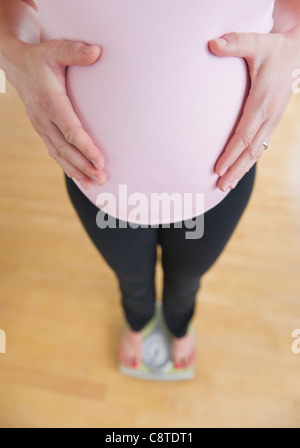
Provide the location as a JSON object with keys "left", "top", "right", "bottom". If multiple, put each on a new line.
{"left": 35, "top": 0, "right": 275, "bottom": 225}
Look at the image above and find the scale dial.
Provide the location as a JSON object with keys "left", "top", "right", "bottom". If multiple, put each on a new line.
{"left": 142, "top": 329, "right": 173, "bottom": 372}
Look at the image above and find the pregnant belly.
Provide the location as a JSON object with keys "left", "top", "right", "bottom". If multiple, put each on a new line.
{"left": 35, "top": 0, "right": 275, "bottom": 225}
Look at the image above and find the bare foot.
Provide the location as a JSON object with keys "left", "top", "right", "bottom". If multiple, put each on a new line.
{"left": 118, "top": 327, "right": 144, "bottom": 369}
{"left": 172, "top": 331, "right": 197, "bottom": 369}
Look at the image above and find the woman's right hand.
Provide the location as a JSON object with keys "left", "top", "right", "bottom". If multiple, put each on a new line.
{"left": 6, "top": 39, "right": 107, "bottom": 190}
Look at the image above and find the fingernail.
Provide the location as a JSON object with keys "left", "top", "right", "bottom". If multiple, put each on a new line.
{"left": 92, "top": 160, "right": 102, "bottom": 170}
{"left": 175, "top": 363, "right": 181, "bottom": 370}
{"left": 133, "top": 362, "right": 139, "bottom": 369}
{"left": 230, "top": 179, "right": 239, "bottom": 189}
{"left": 83, "top": 46, "right": 92, "bottom": 54}
{"left": 79, "top": 179, "right": 88, "bottom": 190}
{"left": 223, "top": 183, "right": 231, "bottom": 192}
{"left": 92, "top": 176, "right": 104, "bottom": 186}
{"left": 219, "top": 166, "right": 229, "bottom": 176}
{"left": 215, "top": 38, "right": 228, "bottom": 47}
{"left": 83, "top": 45, "right": 101, "bottom": 54}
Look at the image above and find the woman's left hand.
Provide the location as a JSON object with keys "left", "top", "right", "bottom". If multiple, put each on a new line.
{"left": 208, "top": 27, "right": 300, "bottom": 192}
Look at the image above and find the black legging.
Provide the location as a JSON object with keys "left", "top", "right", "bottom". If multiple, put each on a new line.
{"left": 64, "top": 163, "right": 257, "bottom": 338}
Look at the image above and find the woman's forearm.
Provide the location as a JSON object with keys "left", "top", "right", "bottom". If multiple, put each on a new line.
{"left": 272, "top": 0, "right": 300, "bottom": 33}
{"left": 0, "top": 0, "right": 39, "bottom": 71}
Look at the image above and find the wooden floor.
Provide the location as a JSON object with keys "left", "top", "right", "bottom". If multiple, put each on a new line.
{"left": 0, "top": 81, "right": 300, "bottom": 428}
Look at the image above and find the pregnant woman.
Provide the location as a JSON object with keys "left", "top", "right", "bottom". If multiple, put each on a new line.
{"left": 0, "top": 0, "right": 299, "bottom": 370}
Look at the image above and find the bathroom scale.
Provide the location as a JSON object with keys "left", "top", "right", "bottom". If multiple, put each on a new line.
{"left": 119, "top": 302, "right": 196, "bottom": 381}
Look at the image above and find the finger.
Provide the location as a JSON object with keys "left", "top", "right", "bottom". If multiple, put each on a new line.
{"left": 45, "top": 124, "right": 107, "bottom": 185}
{"left": 49, "top": 94, "right": 106, "bottom": 171}
{"left": 49, "top": 40, "right": 101, "bottom": 68}
{"left": 215, "top": 87, "right": 267, "bottom": 177}
{"left": 217, "top": 123, "right": 272, "bottom": 191}
{"left": 208, "top": 32, "right": 260, "bottom": 60}
{"left": 41, "top": 134, "right": 94, "bottom": 190}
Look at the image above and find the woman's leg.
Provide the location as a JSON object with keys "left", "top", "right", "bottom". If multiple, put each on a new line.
{"left": 64, "top": 175, "right": 158, "bottom": 333}
{"left": 159, "top": 162, "right": 257, "bottom": 342}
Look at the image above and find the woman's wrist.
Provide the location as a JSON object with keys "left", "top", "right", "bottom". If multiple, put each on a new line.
{"left": 285, "top": 23, "right": 300, "bottom": 41}
{"left": 0, "top": 37, "right": 31, "bottom": 85}
{"left": 282, "top": 25, "right": 300, "bottom": 65}
{"left": 272, "top": 0, "right": 300, "bottom": 33}
{"left": 0, "top": 0, "right": 40, "bottom": 71}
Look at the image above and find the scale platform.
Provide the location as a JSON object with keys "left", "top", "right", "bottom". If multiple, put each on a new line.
{"left": 119, "top": 302, "right": 196, "bottom": 381}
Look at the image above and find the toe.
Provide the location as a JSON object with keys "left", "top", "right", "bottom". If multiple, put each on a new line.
{"left": 134, "top": 354, "right": 141, "bottom": 369}
{"left": 181, "top": 358, "right": 188, "bottom": 369}
{"left": 190, "top": 350, "right": 196, "bottom": 365}
{"left": 184, "top": 356, "right": 191, "bottom": 368}
{"left": 174, "top": 359, "right": 181, "bottom": 369}
{"left": 124, "top": 354, "right": 130, "bottom": 367}
{"left": 178, "top": 358, "right": 185, "bottom": 369}
{"left": 187, "top": 354, "right": 194, "bottom": 368}
{"left": 129, "top": 355, "right": 136, "bottom": 368}
{"left": 173, "top": 356, "right": 180, "bottom": 369}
